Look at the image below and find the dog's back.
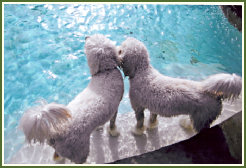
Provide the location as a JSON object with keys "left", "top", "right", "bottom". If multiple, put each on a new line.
{"left": 67, "top": 68, "right": 123, "bottom": 129}
{"left": 129, "top": 67, "right": 218, "bottom": 116}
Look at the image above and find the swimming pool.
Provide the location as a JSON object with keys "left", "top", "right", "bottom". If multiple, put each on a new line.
{"left": 3, "top": 4, "right": 242, "bottom": 163}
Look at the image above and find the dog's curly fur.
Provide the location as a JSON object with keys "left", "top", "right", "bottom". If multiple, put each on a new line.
{"left": 19, "top": 34, "right": 124, "bottom": 163}
{"left": 119, "top": 37, "right": 241, "bottom": 134}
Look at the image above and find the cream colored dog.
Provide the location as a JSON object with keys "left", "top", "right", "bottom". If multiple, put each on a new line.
{"left": 119, "top": 37, "right": 241, "bottom": 135}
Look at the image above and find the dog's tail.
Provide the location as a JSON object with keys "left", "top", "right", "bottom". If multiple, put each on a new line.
{"left": 19, "top": 102, "right": 71, "bottom": 144}
{"left": 202, "top": 73, "right": 242, "bottom": 100}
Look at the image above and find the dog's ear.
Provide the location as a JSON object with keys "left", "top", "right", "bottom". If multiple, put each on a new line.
{"left": 121, "top": 56, "right": 136, "bottom": 78}
{"left": 87, "top": 50, "right": 101, "bottom": 75}
{"left": 90, "top": 59, "right": 100, "bottom": 75}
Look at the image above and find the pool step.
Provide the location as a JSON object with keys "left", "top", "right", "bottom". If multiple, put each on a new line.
{"left": 110, "top": 111, "right": 242, "bottom": 164}
{"left": 9, "top": 96, "right": 242, "bottom": 164}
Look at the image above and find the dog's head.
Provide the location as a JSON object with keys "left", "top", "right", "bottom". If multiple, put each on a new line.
{"left": 118, "top": 37, "right": 150, "bottom": 78}
{"left": 85, "top": 34, "right": 120, "bottom": 76}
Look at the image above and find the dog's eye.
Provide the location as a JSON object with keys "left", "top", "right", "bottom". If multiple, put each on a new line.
{"left": 118, "top": 49, "right": 122, "bottom": 55}
{"left": 85, "top": 36, "right": 90, "bottom": 40}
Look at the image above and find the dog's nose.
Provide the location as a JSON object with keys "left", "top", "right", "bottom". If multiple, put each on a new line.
{"left": 85, "top": 36, "right": 90, "bottom": 40}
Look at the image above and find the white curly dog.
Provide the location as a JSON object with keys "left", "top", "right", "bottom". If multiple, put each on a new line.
{"left": 118, "top": 37, "right": 242, "bottom": 135}
{"left": 19, "top": 34, "right": 124, "bottom": 163}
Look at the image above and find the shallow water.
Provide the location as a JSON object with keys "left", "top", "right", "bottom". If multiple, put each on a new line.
{"left": 4, "top": 4, "right": 242, "bottom": 163}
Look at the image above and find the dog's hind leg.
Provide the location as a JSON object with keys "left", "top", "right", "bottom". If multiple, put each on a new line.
{"left": 147, "top": 113, "right": 158, "bottom": 130}
{"left": 108, "top": 112, "right": 120, "bottom": 136}
{"left": 179, "top": 116, "right": 194, "bottom": 131}
{"left": 132, "top": 107, "right": 146, "bottom": 135}
{"left": 48, "top": 139, "right": 64, "bottom": 163}
{"left": 95, "top": 125, "right": 104, "bottom": 131}
{"left": 191, "top": 98, "right": 222, "bottom": 132}
{"left": 53, "top": 151, "right": 65, "bottom": 163}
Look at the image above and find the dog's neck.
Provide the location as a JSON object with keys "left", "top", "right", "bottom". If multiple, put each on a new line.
{"left": 128, "top": 63, "right": 150, "bottom": 79}
{"left": 92, "top": 66, "right": 118, "bottom": 77}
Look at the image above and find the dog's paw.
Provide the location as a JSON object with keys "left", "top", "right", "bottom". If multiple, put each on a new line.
{"left": 53, "top": 152, "right": 65, "bottom": 163}
{"left": 96, "top": 125, "right": 104, "bottom": 131}
{"left": 179, "top": 118, "right": 193, "bottom": 130}
{"left": 108, "top": 126, "right": 120, "bottom": 137}
{"left": 131, "top": 126, "right": 145, "bottom": 136}
{"left": 147, "top": 120, "right": 158, "bottom": 130}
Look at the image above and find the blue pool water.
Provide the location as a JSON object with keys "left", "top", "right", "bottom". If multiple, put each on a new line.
{"left": 4, "top": 4, "right": 242, "bottom": 163}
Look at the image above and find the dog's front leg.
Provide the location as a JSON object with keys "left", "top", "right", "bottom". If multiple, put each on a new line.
{"left": 147, "top": 113, "right": 158, "bottom": 129}
{"left": 108, "top": 112, "right": 120, "bottom": 136}
{"left": 132, "top": 107, "right": 145, "bottom": 135}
